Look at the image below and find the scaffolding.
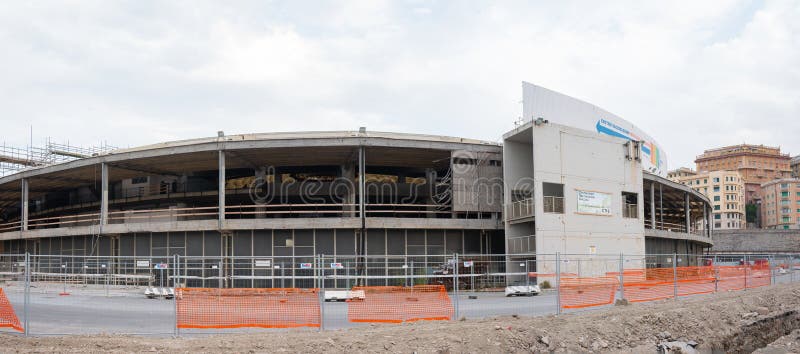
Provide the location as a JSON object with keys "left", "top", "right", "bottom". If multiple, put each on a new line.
{"left": 0, "top": 138, "right": 117, "bottom": 177}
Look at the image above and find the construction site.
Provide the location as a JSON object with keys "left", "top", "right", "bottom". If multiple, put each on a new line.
{"left": 0, "top": 85, "right": 797, "bottom": 352}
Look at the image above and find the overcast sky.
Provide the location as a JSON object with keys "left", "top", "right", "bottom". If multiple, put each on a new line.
{"left": 1, "top": 0, "right": 798, "bottom": 169}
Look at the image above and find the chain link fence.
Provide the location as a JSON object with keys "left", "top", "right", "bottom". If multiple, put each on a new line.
{"left": 0, "top": 252, "right": 798, "bottom": 336}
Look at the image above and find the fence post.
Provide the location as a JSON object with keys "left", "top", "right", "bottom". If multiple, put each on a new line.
{"left": 672, "top": 254, "right": 678, "bottom": 299}
{"left": 713, "top": 254, "right": 718, "bottom": 293}
{"left": 744, "top": 255, "right": 748, "bottom": 290}
{"left": 319, "top": 254, "right": 325, "bottom": 332}
{"left": 556, "top": 252, "right": 561, "bottom": 315}
{"left": 24, "top": 252, "right": 30, "bottom": 337}
{"left": 173, "top": 254, "right": 179, "bottom": 338}
{"left": 453, "top": 253, "right": 459, "bottom": 320}
{"left": 618, "top": 252, "right": 624, "bottom": 301}
{"left": 770, "top": 255, "right": 775, "bottom": 286}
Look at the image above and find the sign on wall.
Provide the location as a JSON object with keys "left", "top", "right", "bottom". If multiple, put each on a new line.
{"left": 576, "top": 190, "right": 612, "bottom": 215}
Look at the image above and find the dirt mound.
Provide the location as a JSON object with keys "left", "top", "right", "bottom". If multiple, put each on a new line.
{"left": 3, "top": 283, "right": 800, "bottom": 353}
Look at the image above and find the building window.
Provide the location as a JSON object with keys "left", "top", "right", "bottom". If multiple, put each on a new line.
{"left": 714, "top": 214, "right": 721, "bottom": 219}
{"left": 622, "top": 192, "right": 638, "bottom": 218}
{"left": 781, "top": 191, "right": 789, "bottom": 197}
{"left": 542, "top": 182, "right": 564, "bottom": 214}
{"left": 714, "top": 196, "right": 720, "bottom": 201}
{"left": 131, "top": 177, "right": 149, "bottom": 184}
{"left": 714, "top": 205, "right": 720, "bottom": 210}
{"left": 713, "top": 186, "right": 720, "bottom": 192}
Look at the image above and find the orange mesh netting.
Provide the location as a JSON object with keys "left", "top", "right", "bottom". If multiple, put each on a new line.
{"left": 0, "top": 288, "right": 23, "bottom": 332}
{"left": 746, "top": 268, "right": 771, "bottom": 288}
{"left": 176, "top": 288, "right": 320, "bottom": 329}
{"left": 347, "top": 285, "right": 454, "bottom": 323}
{"left": 620, "top": 267, "right": 715, "bottom": 303}
{"left": 559, "top": 276, "right": 618, "bottom": 309}
{"left": 717, "top": 266, "right": 746, "bottom": 291}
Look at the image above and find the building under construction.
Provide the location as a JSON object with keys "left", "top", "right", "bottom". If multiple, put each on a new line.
{"left": 0, "top": 85, "right": 714, "bottom": 279}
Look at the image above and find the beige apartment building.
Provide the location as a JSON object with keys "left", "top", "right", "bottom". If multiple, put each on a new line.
{"left": 695, "top": 144, "right": 792, "bottom": 204}
{"left": 761, "top": 178, "right": 800, "bottom": 229}
{"left": 671, "top": 169, "right": 746, "bottom": 229}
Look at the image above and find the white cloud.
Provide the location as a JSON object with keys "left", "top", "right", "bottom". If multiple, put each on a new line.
{"left": 0, "top": 0, "right": 797, "bottom": 169}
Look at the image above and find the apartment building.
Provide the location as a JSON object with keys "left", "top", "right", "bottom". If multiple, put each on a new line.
{"left": 761, "top": 178, "right": 800, "bottom": 230}
{"left": 671, "top": 169, "right": 746, "bottom": 229}
{"left": 695, "top": 144, "right": 792, "bottom": 204}
{"left": 791, "top": 155, "right": 800, "bottom": 178}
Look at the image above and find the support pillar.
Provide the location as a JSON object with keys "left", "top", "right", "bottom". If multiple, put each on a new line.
{"left": 703, "top": 205, "right": 708, "bottom": 236}
{"left": 218, "top": 150, "right": 226, "bottom": 230}
{"left": 357, "top": 145, "right": 366, "bottom": 281}
{"left": 650, "top": 181, "right": 656, "bottom": 229}
{"left": 21, "top": 178, "right": 29, "bottom": 231}
{"left": 255, "top": 167, "right": 266, "bottom": 219}
{"left": 684, "top": 193, "right": 690, "bottom": 234}
{"left": 100, "top": 162, "right": 109, "bottom": 231}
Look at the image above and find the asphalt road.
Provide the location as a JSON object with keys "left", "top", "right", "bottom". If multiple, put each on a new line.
{"left": 0, "top": 272, "right": 796, "bottom": 335}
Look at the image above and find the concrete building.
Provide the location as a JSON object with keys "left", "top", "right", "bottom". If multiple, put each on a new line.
{"left": 0, "top": 83, "right": 713, "bottom": 284}
{"left": 667, "top": 167, "right": 697, "bottom": 180}
{"left": 695, "top": 144, "right": 792, "bottom": 204}
{"left": 670, "top": 169, "right": 746, "bottom": 230}
{"left": 0, "top": 131, "right": 506, "bottom": 287}
{"left": 505, "top": 84, "right": 712, "bottom": 274}
{"left": 760, "top": 178, "right": 800, "bottom": 230}
{"left": 791, "top": 155, "right": 800, "bottom": 178}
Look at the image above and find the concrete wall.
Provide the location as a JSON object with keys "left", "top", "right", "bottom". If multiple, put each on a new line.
{"left": 531, "top": 123, "right": 645, "bottom": 262}
{"left": 711, "top": 229, "right": 800, "bottom": 253}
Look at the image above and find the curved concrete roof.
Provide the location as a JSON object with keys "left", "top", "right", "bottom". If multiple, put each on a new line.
{"left": 0, "top": 130, "right": 501, "bottom": 185}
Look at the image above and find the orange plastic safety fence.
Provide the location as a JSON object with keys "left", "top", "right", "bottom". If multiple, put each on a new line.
{"left": 559, "top": 276, "right": 618, "bottom": 309}
{"left": 716, "top": 266, "right": 746, "bottom": 291}
{"left": 746, "top": 268, "right": 771, "bottom": 288}
{"left": 176, "top": 288, "right": 320, "bottom": 329}
{"left": 347, "top": 285, "right": 454, "bottom": 323}
{"left": 621, "top": 267, "right": 716, "bottom": 302}
{"left": 0, "top": 288, "right": 23, "bottom": 333}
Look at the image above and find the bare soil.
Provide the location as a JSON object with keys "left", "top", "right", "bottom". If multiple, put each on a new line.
{"left": 3, "top": 282, "right": 800, "bottom": 353}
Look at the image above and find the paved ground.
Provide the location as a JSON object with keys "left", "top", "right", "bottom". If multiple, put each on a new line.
{"left": 1, "top": 271, "right": 796, "bottom": 336}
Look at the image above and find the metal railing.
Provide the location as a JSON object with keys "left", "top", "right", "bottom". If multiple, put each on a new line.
{"left": 543, "top": 196, "right": 564, "bottom": 213}
{"left": 506, "top": 198, "right": 534, "bottom": 221}
{"left": 1, "top": 252, "right": 795, "bottom": 336}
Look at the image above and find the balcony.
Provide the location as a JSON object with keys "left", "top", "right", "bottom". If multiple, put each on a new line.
{"left": 506, "top": 198, "right": 534, "bottom": 222}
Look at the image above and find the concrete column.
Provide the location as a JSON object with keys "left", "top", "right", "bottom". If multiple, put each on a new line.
{"left": 100, "top": 162, "right": 109, "bottom": 229}
{"left": 218, "top": 150, "right": 226, "bottom": 229}
{"left": 650, "top": 181, "right": 656, "bottom": 229}
{"left": 702, "top": 205, "right": 708, "bottom": 235}
{"left": 426, "top": 168, "right": 437, "bottom": 219}
{"left": 255, "top": 167, "right": 266, "bottom": 219}
{"left": 684, "top": 192, "right": 691, "bottom": 234}
{"left": 659, "top": 184, "right": 663, "bottom": 228}
{"left": 358, "top": 146, "right": 365, "bottom": 223}
{"left": 21, "top": 178, "right": 29, "bottom": 231}
{"left": 341, "top": 163, "right": 356, "bottom": 216}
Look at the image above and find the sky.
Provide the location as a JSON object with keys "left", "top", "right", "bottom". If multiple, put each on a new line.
{"left": 0, "top": 0, "right": 798, "bottom": 169}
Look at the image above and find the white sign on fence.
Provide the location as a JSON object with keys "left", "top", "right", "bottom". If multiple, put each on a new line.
{"left": 576, "top": 190, "right": 612, "bottom": 215}
{"left": 254, "top": 259, "right": 272, "bottom": 267}
{"left": 300, "top": 263, "right": 313, "bottom": 269}
{"left": 154, "top": 263, "right": 168, "bottom": 270}
{"left": 463, "top": 261, "right": 474, "bottom": 268}
{"left": 330, "top": 263, "right": 344, "bottom": 269}
{"left": 136, "top": 260, "right": 150, "bottom": 268}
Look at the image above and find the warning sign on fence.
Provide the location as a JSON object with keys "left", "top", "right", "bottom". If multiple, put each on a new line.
{"left": 300, "top": 263, "right": 313, "bottom": 269}
{"left": 330, "top": 263, "right": 344, "bottom": 269}
{"left": 463, "top": 261, "right": 474, "bottom": 267}
{"left": 154, "top": 263, "right": 168, "bottom": 270}
{"left": 254, "top": 259, "right": 272, "bottom": 267}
